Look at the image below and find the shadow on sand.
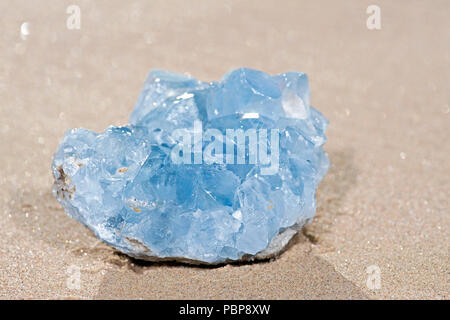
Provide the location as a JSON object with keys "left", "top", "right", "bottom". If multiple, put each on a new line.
{"left": 9, "top": 149, "right": 365, "bottom": 298}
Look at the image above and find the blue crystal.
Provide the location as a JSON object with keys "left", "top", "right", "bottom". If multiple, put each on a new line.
{"left": 52, "top": 68, "right": 329, "bottom": 264}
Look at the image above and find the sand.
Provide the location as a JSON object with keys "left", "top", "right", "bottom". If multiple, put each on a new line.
{"left": 0, "top": 0, "right": 448, "bottom": 299}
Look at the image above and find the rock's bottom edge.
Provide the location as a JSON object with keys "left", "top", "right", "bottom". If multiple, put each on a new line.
{"left": 122, "top": 219, "right": 311, "bottom": 266}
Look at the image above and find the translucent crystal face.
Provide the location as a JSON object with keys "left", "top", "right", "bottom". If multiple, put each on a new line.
{"left": 52, "top": 68, "right": 329, "bottom": 264}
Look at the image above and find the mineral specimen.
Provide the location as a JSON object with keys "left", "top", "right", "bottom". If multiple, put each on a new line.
{"left": 52, "top": 68, "right": 329, "bottom": 264}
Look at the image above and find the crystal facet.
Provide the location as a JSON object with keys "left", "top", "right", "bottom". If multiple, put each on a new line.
{"left": 52, "top": 68, "right": 329, "bottom": 264}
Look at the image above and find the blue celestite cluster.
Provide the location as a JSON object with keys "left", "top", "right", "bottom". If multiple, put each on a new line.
{"left": 52, "top": 68, "right": 329, "bottom": 264}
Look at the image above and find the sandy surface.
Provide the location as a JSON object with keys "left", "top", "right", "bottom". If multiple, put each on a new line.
{"left": 0, "top": 0, "right": 448, "bottom": 299}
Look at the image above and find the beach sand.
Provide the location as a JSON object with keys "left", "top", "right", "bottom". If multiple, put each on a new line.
{"left": 0, "top": 0, "right": 448, "bottom": 299}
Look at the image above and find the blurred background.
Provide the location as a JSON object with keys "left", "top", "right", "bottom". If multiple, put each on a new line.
{"left": 0, "top": 0, "right": 448, "bottom": 299}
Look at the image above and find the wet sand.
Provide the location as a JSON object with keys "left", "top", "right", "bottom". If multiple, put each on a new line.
{"left": 0, "top": 0, "right": 448, "bottom": 299}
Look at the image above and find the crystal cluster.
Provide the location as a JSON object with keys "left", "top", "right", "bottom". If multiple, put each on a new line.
{"left": 52, "top": 68, "right": 329, "bottom": 264}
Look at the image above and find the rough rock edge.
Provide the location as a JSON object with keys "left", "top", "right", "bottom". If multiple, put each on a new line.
{"left": 54, "top": 166, "right": 311, "bottom": 265}
{"left": 123, "top": 220, "right": 311, "bottom": 265}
